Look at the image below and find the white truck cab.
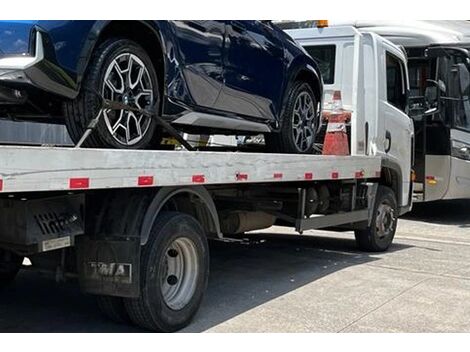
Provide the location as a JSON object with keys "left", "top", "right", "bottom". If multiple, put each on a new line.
{"left": 286, "top": 26, "right": 414, "bottom": 213}
{"left": 304, "top": 20, "right": 470, "bottom": 202}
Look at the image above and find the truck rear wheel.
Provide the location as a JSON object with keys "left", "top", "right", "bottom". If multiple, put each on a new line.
{"left": 0, "top": 249, "right": 23, "bottom": 288}
{"left": 354, "top": 186, "right": 398, "bottom": 252}
{"left": 124, "top": 212, "right": 209, "bottom": 332}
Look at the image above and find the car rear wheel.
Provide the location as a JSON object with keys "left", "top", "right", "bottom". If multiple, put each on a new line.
{"left": 64, "top": 38, "right": 160, "bottom": 149}
{"left": 266, "top": 81, "right": 319, "bottom": 154}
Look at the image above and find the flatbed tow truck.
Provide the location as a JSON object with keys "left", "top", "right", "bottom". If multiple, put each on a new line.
{"left": 0, "top": 26, "right": 413, "bottom": 332}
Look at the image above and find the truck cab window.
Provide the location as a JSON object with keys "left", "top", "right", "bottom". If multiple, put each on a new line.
{"left": 304, "top": 45, "right": 336, "bottom": 84}
{"left": 386, "top": 52, "right": 407, "bottom": 112}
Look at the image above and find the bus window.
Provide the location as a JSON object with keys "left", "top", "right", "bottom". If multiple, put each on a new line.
{"left": 408, "top": 59, "right": 429, "bottom": 118}
{"left": 454, "top": 62, "right": 470, "bottom": 132}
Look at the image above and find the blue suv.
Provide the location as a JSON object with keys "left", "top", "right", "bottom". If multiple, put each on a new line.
{"left": 0, "top": 21, "right": 322, "bottom": 152}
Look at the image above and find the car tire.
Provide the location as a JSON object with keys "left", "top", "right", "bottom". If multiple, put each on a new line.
{"left": 266, "top": 81, "right": 319, "bottom": 154}
{"left": 96, "top": 295, "right": 131, "bottom": 325}
{"left": 124, "top": 212, "right": 209, "bottom": 332}
{"left": 64, "top": 38, "right": 160, "bottom": 149}
{"left": 354, "top": 186, "right": 398, "bottom": 252}
{"left": 0, "top": 249, "right": 23, "bottom": 288}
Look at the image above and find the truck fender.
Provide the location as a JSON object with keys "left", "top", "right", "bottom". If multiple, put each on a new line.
{"left": 140, "top": 186, "right": 222, "bottom": 245}
{"left": 380, "top": 159, "right": 405, "bottom": 207}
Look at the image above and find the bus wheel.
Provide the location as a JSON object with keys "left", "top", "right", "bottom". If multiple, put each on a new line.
{"left": 125, "top": 212, "right": 209, "bottom": 332}
{"left": 355, "top": 186, "right": 398, "bottom": 252}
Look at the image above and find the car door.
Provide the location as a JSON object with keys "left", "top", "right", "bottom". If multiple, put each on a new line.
{"left": 215, "top": 20, "right": 285, "bottom": 120}
{"left": 169, "top": 21, "right": 226, "bottom": 109}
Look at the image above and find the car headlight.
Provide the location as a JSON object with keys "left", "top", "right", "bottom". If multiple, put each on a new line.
{"left": 451, "top": 139, "right": 470, "bottom": 161}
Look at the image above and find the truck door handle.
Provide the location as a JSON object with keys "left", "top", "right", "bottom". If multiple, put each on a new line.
{"left": 231, "top": 21, "right": 246, "bottom": 33}
{"left": 385, "top": 131, "right": 392, "bottom": 153}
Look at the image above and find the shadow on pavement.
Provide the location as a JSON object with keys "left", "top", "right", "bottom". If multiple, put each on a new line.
{"left": 0, "top": 232, "right": 412, "bottom": 332}
{"left": 404, "top": 199, "right": 470, "bottom": 228}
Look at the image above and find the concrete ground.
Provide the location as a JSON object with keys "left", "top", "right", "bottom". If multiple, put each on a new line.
{"left": 0, "top": 200, "right": 469, "bottom": 332}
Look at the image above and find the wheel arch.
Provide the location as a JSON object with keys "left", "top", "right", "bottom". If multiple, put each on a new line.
{"left": 76, "top": 20, "right": 166, "bottom": 113}
{"left": 279, "top": 60, "right": 323, "bottom": 131}
{"left": 294, "top": 67, "right": 323, "bottom": 105}
{"left": 140, "top": 186, "right": 222, "bottom": 245}
{"left": 379, "top": 160, "right": 403, "bottom": 207}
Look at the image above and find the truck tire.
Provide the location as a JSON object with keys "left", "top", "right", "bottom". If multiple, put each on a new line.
{"left": 64, "top": 38, "right": 160, "bottom": 149}
{"left": 96, "top": 295, "right": 130, "bottom": 324}
{"left": 354, "top": 186, "right": 398, "bottom": 252}
{"left": 0, "top": 249, "right": 23, "bottom": 288}
{"left": 124, "top": 212, "right": 209, "bottom": 332}
{"left": 266, "top": 81, "right": 319, "bottom": 154}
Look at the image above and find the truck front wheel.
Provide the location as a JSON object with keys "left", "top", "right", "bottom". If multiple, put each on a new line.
{"left": 124, "top": 212, "right": 209, "bottom": 332}
{"left": 354, "top": 186, "right": 398, "bottom": 252}
{"left": 0, "top": 249, "right": 23, "bottom": 288}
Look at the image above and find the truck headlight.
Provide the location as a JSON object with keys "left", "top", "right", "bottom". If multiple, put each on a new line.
{"left": 451, "top": 140, "right": 470, "bottom": 161}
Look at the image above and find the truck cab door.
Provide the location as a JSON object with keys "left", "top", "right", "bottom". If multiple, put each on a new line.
{"left": 379, "top": 45, "right": 414, "bottom": 207}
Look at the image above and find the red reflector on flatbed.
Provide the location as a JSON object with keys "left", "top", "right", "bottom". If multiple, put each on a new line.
{"left": 138, "top": 176, "right": 154, "bottom": 186}
{"left": 355, "top": 171, "right": 365, "bottom": 178}
{"left": 192, "top": 175, "right": 205, "bottom": 183}
{"left": 69, "top": 178, "right": 89, "bottom": 189}
{"left": 0, "top": 179, "right": 3, "bottom": 191}
{"left": 236, "top": 173, "right": 248, "bottom": 181}
{"left": 273, "top": 173, "right": 283, "bottom": 179}
{"left": 304, "top": 172, "right": 313, "bottom": 180}
{"left": 331, "top": 172, "right": 339, "bottom": 179}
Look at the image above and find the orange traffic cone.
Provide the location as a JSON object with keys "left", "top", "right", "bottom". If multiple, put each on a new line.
{"left": 322, "top": 91, "right": 350, "bottom": 156}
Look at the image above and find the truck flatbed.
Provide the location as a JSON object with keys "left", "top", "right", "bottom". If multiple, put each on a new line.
{"left": 0, "top": 146, "right": 382, "bottom": 193}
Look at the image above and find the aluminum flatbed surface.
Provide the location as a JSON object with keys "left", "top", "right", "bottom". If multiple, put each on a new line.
{"left": 0, "top": 146, "right": 382, "bottom": 193}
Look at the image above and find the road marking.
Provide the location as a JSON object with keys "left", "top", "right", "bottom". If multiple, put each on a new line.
{"left": 396, "top": 235, "right": 470, "bottom": 247}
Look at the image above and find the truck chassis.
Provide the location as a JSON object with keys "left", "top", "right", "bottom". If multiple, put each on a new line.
{"left": 0, "top": 144, "right": 400, "bottom": 331}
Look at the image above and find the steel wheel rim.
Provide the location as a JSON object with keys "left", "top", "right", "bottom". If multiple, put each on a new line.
{"left": 292, "top": 91, "right": 316, "bottom": 152}
{"left": 375, "top": 202, "right": 395, "bottom": 239}
{"left": 160, "top": 237, "right": 199, "bottom": 311}
{"left": 102, "top": 53, "right": 154, "bottom": 146}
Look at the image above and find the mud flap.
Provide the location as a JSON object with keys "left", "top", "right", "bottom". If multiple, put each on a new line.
{"left": 76, "top": 237, "right": 140, "bottom": 298}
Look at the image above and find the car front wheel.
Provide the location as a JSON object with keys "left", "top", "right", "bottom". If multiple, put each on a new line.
{"left": 64, "top": 38, "right": 160, "bottom": 149}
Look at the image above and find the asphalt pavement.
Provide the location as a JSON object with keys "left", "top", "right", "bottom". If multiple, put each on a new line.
{"left": 0, "top": 200, "right": 469, "bottom": 332}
